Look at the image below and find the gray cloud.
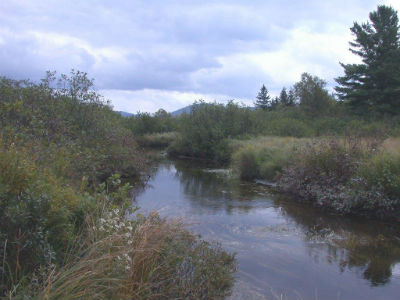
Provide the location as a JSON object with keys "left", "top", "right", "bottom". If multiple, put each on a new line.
{"left": 0, "top": 0, "right": 392, "bottom": 112}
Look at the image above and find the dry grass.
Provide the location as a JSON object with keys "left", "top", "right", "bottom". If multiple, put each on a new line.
{"left": 138, "top": 132, "right": 179, "bottom": 148}
{"left": 32, "top": 211, "right": 235, "bottom": 300}
{"left": 382, "top": 137, "right": 400, "bottom": 154}
{"left": 230, "top": 136, "right": 310, "bottom": 180}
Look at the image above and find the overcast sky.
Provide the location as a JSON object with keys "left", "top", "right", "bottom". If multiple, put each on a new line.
{"left": 1, "top": 0, "right": 399, "bottom": 113}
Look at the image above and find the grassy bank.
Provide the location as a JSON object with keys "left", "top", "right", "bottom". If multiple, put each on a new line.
{"left": 0, "top": 72, "right": 236, "bottom": 299}
{"left": 137, "top": 131, "right": 179, "bottom": 149}
{"left": 231, "top": 136, "right": 400, "bottom": 218}
{"left": 164, "top": 102, "right": 400, "bottom": 163}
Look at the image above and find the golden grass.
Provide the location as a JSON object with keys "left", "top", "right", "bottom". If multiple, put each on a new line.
{"left": 382, "top": 137, "right": 400, "bottom": 154}
{"left": 33, "top": 211, "right": 235, "bottom": 300}
{"left": 37, "top": 214, "right": 177, "bottom": 300}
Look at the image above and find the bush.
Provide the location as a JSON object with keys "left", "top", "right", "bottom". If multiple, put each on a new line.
{"left": 168, "top": 101, "right": 238, "bottom": 162}
{"left": 356, "top": 152, "right": 400, "bottom": 202}
{"left": 278, "top": 137, "right": 400, "bottom": 216}
{"left": 265, "top": 118, "right": 314, "bottom": 137}
{"left": 231, "top": 137, "right": 303, "bottom": 181}
{"left": 0, "top": 145, "right": 81, "bottom": 292}
{"left": 0, "top": 72, "right": 146, "bottom": 183}
{"left": 0, "top": 72, "right": 236, "bottom": 299}
{"left": 233, "top": 149, "right": 259, "bottom": 180}
{"left": 137, "top": 132, "right": 179, "bottom": 148}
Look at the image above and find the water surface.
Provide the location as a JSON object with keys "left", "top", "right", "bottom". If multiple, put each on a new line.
{"left": 132, "top": 159, "right": 400, "bottom": 299}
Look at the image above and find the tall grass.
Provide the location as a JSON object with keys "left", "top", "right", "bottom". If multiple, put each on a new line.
{"left": 231, "top": 136, "right": 309, "bottom": 180}
{"left": 32, "top": 212, "right": 235, "bottom": 300}
{"left": 137, "top": 132, "right": 179, "bottom": 149}
{"left": 231, "top": 136, "right": 400, "bottom": 217}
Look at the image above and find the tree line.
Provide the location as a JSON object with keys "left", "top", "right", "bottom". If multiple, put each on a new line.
{"left": 255, "top": 5, "right": 400, "bottom": 116}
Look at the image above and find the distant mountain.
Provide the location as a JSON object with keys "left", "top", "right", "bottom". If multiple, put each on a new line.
{"left": 170, "top": 105, "right": 193, "bottom": 116}
{"left": 117, "top": 111, "right": 134, "bottom": 117}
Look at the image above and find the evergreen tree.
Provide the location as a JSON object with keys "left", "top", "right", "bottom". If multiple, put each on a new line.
{"left": 254, "top": 84, "right": 271, "bottom": 110}
{"left": 335, "top": 5, "right": 400, "bottom": 114}
{"left": 270, "top": 96, "right": 280, "bottom": 110}
{"left": 287, "top": 89, "right": 296, "bottom": 106}
{"left": 279, "top": 87, "right": 290, "bottom": 106}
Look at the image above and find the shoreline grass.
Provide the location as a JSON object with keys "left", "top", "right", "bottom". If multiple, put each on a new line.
{"left": 231, "top": 136, "right": 400, "bottom": 219}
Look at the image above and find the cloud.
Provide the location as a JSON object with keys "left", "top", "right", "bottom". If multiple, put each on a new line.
{"left": 0, "top": 0, "right": 391, "bottom": 112}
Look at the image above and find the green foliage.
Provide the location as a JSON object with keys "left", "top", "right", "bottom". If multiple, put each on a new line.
{"left": 278, "top": 137, "right": 400, "bottom": 215}
{"left": 0, "top": 72, "right": 145, "bottom": 183}
{"left": 279, "top": 87, "right": 294, "bottom": 107}
{"left": 294, "top": 73, "right": 334, "bottom": 116}
{"left": 126, "top": 109, "right": 176, "bottom": 136}
{"left": 0, "top": 144, "right": 80, "bottom": 292}
{"left": 0, "top": 71, "right": 236, "bottom": 299}
{"left": 166, "top": 96, "right": 399, "bottom": 162}
{"left": 169, "top": 101, "right": 251, "bottom": 162}
{"left": 233, "top": 150, "right": 260, "bottom": 180}
{"left": 335, "top": 5, "right": 400, "bottom": 114}
{"left": 357, "top": 151, "right": 400, "bottom": 201}
{"left": 254, "top": 84, "right": 271, "bottom": 110}
{"left": 232, "top": 137, "right": 303, "bottom": 181}
{"left": 264, "top": 118, "right": 314, "bottom": 137}
{"left": 137, "top": 132, "right": 179, "bottom": 148}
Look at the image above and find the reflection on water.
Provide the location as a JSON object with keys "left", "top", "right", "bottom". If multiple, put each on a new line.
{"left": 132, "top": 159, "right": 400, "bottom": 299}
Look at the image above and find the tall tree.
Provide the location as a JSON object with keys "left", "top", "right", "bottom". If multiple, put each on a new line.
{"left": 279, "top": 87, "right": 292, "bottom": 106}
{"left": 270, "top": 96, "right": 280, "bottom": 110}
{"left": 294, "top": 73, "right": 332, "bottom": 116}
{"left": 335, "top": 5, "right": 400, "bottom": 114}
{"left": 287, "top": 89, "right": 296, "bottom": 106}
{"left": 254, "top": 84, "right": 271, "bottom": 110}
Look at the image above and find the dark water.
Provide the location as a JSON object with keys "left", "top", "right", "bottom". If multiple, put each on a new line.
{"left": 132, "top": 159, "right": 400, "bottom": 299}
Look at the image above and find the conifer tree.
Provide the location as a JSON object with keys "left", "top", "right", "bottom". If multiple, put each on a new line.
{"left": 287, "top": 89, "right": 296, "bottom": 106}
{"left": 279, "top": 87, "right": 289, "bottom": 106}
{"left": 335, "top": 5, "right": 400, "bottom": 114}
{"left": 254, "top": 84, "right": 271, "bottom": 110}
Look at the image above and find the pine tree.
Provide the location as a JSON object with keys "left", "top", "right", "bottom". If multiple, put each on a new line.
{"left": 254, "top": 84, "right": 271, "bottom": 110}
{"left": 279, "top": 87, "right": 289, "bottom": 106}
{"left": 270, "top": 96, "right": 280, "bottom": 110}
{"left": 287, "top": 89, "right": 296, "bottom": 106}
{"left": 335, "top": 5, "right": 400, "bottom": 114}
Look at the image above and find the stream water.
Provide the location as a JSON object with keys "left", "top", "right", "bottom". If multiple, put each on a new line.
{"left": 132, "top": 159, "right": 400, "bottom": 299}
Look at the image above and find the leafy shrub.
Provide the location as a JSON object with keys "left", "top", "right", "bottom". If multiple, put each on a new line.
{"left": 126, "top": 109, "right": 176, "bottom": 136}
{"left": 0, "top": 145, "right": 81, "bottom": 292}
{"left": 137, "top": 132, "right": 179, "bottom": 148}
{"left": 168, "top": 101, "right": 238, "bottom": 162}
{"left": 356, "top": 152, "right": 400, "bottom": 202}
{"left": 0, "top": 72, "right": 236, "bottom": 299}
{"left": 278, "top": 137, "right": 400, "bottom": 215}
{"left": 265, "top": 118, "right": 314, "bottom": 137}
{"left": 0, "top": 72, "right": 146, "bottom": 183}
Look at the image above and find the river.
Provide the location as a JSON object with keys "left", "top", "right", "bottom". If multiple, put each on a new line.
{"left": 132, "top": 159, "right": 400, "bottom": 299}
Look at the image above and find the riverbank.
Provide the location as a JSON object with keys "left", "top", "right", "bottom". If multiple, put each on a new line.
{"left": 0, "top": 74, "right": 236, "bottom": 299}
{"left": 160, "top": 129, "right": 400, "bottom": 220}
{"left": 132, "top": 158, "right": 400, "bottom": 300}
{"left": 147, "top": 130, "right": 400, "bottom": 220}
{"left": 231, "top": 136, "right": 400, "bottom": 220}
